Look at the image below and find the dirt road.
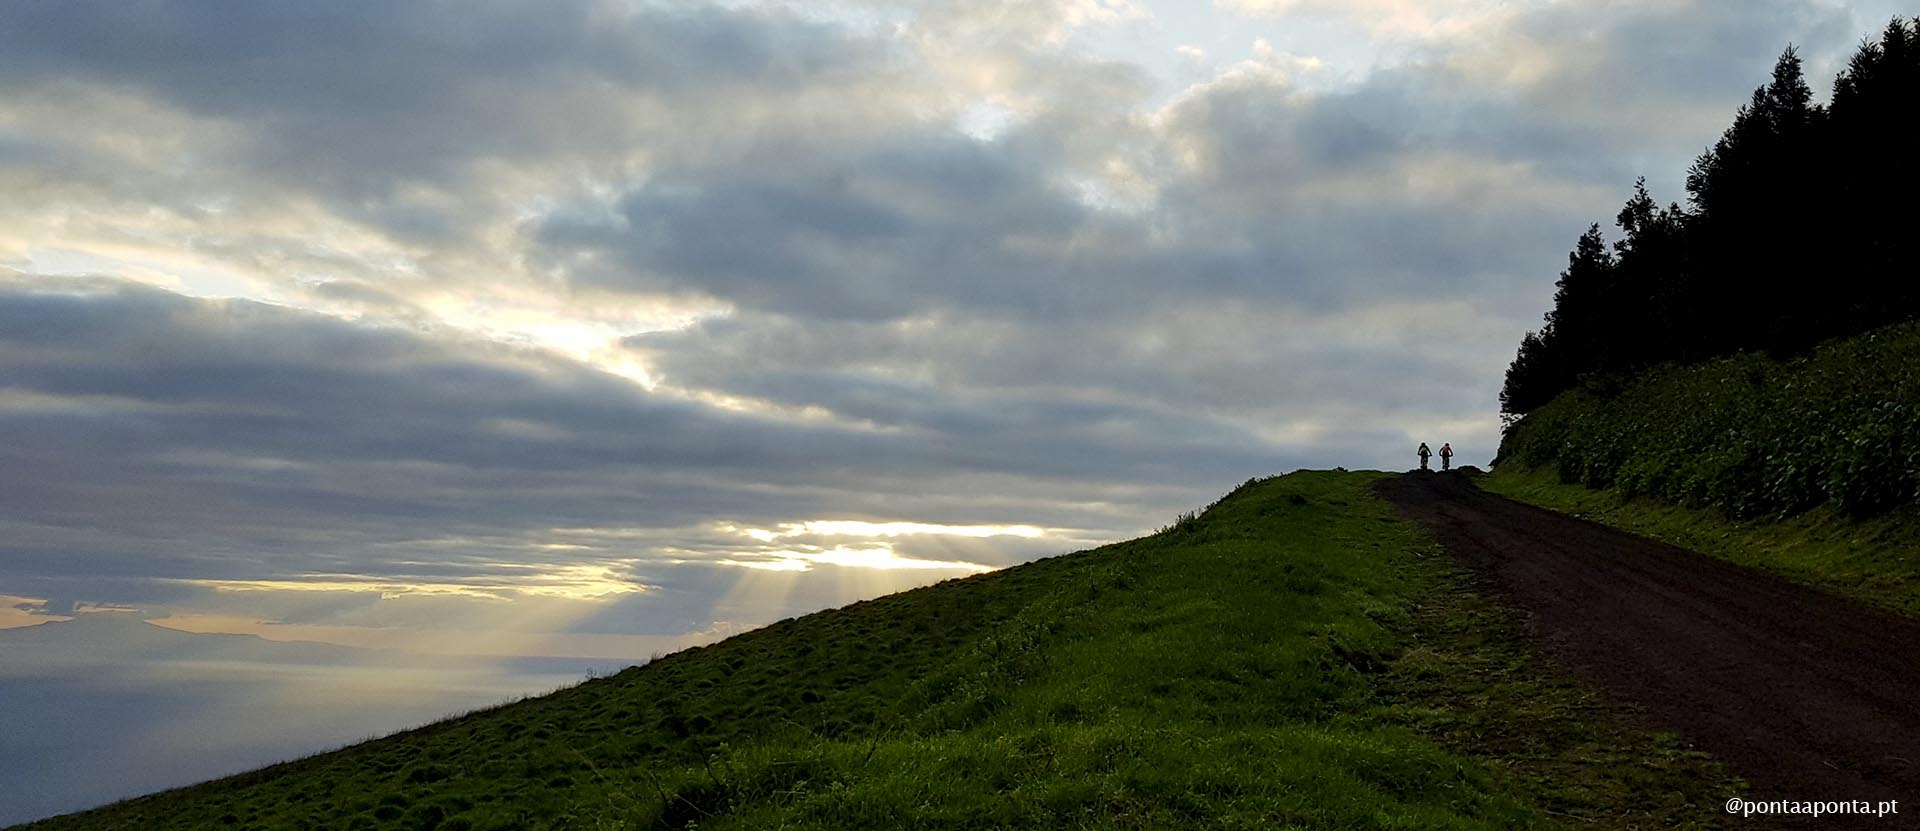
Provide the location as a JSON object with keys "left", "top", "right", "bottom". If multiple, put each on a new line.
{"left": 1378, "top": 471, "right": 1920, "bottom": 808}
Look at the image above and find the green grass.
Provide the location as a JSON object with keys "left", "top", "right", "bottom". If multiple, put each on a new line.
{"left": 1483, "top": 466, "right": 1920, "bottom": 619}
{"left": 18, "top": 471, "right": 1739, "bottom": 830}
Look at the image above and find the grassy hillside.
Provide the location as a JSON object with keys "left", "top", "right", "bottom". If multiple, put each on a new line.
{"left": 18, "top": 471, "right": 1738, "bottom": 830}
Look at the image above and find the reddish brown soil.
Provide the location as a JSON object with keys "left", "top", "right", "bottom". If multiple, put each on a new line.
{"left": 1378, "top": 471, "right": 1920, "bottom": 814}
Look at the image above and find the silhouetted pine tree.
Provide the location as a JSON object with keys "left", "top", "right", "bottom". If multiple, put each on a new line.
{"left": 1543, "top": 224, "right": 1619, "bottom": 380}
{"left": 1826, "top": 18, "right": 1920, "bottom": 330}
{"left": 1500, "top": 329, "right": 1558, "bottom": 416}
{"left": 1500, "top": 21, "right": 1920, "bottom": 416}
{"left": 1609, "top": 179, "right": 1689, "bottom": 367}
{"left": 1686, "top": 45, "right": 1825, "bottom": 356}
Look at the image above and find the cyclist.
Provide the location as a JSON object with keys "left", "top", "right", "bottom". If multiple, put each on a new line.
{"left": 1417, "top": 442, "right": 1432, "bottom": 471}
{"left": 1440, "top": 442, "right": 1453, "bottom": 471}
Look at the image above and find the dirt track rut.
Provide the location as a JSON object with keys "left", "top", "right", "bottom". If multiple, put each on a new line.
{"left": 1377, "top": 471, "right": 1920, "bottom": 808}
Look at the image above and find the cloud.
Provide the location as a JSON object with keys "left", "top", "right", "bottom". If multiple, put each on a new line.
{"left": 897, "top": 0, "right": 1151, "bottom": 48}
{"left": 0, "top": 274, "right": 1273, "bottom": 648}
{"left": 0, "top": 1, "right": 900, "bottom": 185}
{"left": 1216, "top": 0, "right": 1518, "bottom": 39}
{"left": 0, "top": 0, "right": 1886, "bottom": 661}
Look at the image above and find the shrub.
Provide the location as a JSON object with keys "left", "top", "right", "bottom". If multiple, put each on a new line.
{"left": 1498, "top": 321, "right": 1920, "bottom": 519}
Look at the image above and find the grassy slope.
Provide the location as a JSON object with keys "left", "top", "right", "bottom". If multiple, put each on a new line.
{"left": 18, "top": 471, "right": 1738, "bottom": 831}
{"left": 1482, "top": 466, "right": 1920, "bottom": 619}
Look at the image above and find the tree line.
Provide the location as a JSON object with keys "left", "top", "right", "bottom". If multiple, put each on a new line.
{"left": 1501, "top": 19, "right": 1920, "bottom": 416}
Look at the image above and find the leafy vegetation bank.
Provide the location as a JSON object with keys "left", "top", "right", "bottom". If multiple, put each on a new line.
{"left": 19, "top": 471, "right": 1737, "bottom": 830}
{"left": 1497, "top": 322, "right": 1920, "bottom": 521}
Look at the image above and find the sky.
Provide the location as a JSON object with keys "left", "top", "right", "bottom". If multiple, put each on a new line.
{"left": 0, "top": 0, "right": 1908, "bottom": 817}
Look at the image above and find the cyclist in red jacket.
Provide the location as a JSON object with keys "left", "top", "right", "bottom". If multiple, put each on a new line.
{"left": 1440, "top": 443, "right": 1453, "bottom": 470}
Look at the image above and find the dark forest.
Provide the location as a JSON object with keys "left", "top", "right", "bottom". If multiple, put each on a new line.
{"left": 1502, "top": 18, "right": 1920, "bottom": 415}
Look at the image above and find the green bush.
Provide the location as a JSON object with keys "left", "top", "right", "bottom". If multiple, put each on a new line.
{"left": 1498, "top": 321, "right": 1920, "bottom": 519}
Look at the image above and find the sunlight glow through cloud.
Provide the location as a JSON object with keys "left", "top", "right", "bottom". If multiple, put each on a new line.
{"left": 0, "top": 595, "right": 68, "bottom": 628}
{"left": 179, "top": 562, "right": 649, "bottom": 603}
{"left": 416, "top": 293, "right": 727, "bottom": 389}
{"left": 725, "top": 545, "right": 998, "bottom": 573}
{"left": 736, "top": 520, "right": 1052, "bottom": 541}
{"left": 792, "top": 545, "right": 998, "bottom": 572}
{"left": 1216, "top": 0, "right": 1528, "bottom": 39}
